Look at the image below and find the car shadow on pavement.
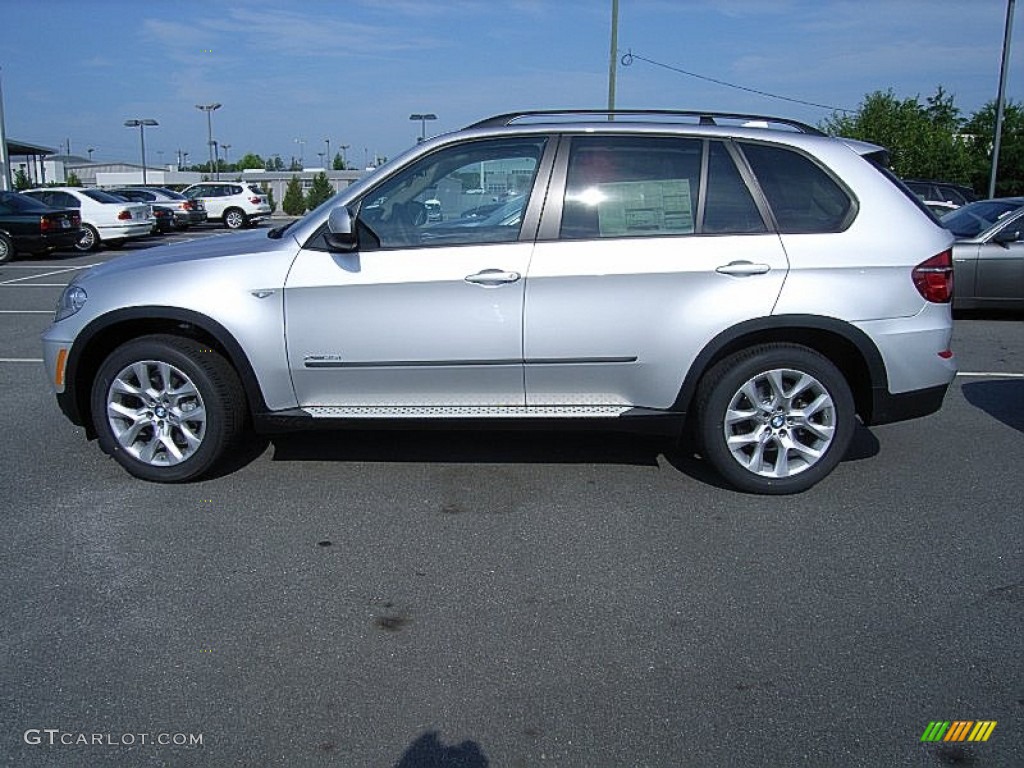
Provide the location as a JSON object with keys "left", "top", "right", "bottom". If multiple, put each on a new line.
{"left": 393, "top": 731, "right": 488, "bottom": 767}
{"left": 258, "top": 421, "right": 880, "bottom": 491}
{"left": 961, "top": 379, "right": 1024, "bottom": 433}
{"left": 268, "top": 428, "right": 668, "bottom": 467}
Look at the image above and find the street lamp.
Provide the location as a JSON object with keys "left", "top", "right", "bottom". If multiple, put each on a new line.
{"left": 124, "top": 118, "right": 158, "bottom": 184}
{"left": 339, "top": 144, "right": 349, "bottom": 169}
{"left": 195, "top": 103, "right": 221, "bottom": 179}
{"left": 220, "top": 143, "right": 231, "bottom": 171}
{"left": 294, "top": 138, "right": 306, "bottom": 169}
{"left": 409, "top": 113, "right": 437, "bottom": 143}
{"left": 324, "top": 138, "right": 331, "bottom": 168}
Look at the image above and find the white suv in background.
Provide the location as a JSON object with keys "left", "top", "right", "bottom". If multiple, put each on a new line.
{"left": 42, "top": 110, "right": 957, "bottom": 493}
{"left": 182, "top": 182, "right": 271, "bottom": 229}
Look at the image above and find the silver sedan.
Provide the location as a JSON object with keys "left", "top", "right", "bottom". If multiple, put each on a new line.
{"left": 942, "top": 197, "right": 1024, "bottom": 310}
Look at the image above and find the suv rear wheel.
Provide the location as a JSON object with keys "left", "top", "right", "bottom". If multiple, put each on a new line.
{"left": 223, "top": 208, "right": 248, "bottom": 230}
{"left": 90, "top": 335, "right": 246, "bottom": 482}
{"left": 695, "top": 344, "right": 855, "bottom": 494}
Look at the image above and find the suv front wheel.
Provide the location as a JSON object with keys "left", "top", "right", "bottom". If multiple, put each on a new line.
{"left": 90, "top": 335, "right": 247, "bottom": 482}
{"left": 695, "top": 344, "right": 855, "bottom": 494}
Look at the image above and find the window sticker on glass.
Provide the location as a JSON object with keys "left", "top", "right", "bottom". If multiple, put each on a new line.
{"left": 595, "top": 179, "right": 694, "bottom": 236}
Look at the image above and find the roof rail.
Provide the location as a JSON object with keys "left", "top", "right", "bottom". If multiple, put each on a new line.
{"left": 464, "top": 109, "right": 826, "bottom": 136}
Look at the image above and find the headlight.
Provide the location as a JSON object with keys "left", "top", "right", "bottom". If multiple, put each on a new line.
{"left": 55, "top": 285, "right": 88, "bottom": 321}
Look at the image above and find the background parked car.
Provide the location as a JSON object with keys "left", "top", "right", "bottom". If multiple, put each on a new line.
{"left": 21, "top": 188, "right": 152, "bottom": 252}
{"left": 106, "top": 187, "right": 207, "bottom": 229}
{"left": 904, "top": 179, "right": 977, "bottom": 207}
{"left": 181, "top": 182, "right": 270, "bottom": 229}
{"left": 0, "top": 190, "right": 81, "bottom": 263}
{"left": 941, "top": 197, "right": 1024, "bottom": 310}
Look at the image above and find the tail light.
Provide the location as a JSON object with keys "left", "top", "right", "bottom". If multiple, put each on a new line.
{"left": 40, "top": 216, "right": 54, "bottom": 232}
{"left": 183, "top": 200, "right": 195, "bottom": 210}
{"left": 912, "top": 249, "right": 953, "bottom": 303}
{"left": 118, "top": 209, "right": 132, "bottom": 221}
{"left": 249, "top": 196, "right": 262, "bottom": 205}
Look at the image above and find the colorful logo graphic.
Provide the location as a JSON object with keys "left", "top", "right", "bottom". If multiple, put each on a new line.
{"left": 920, "top": 721, "right": 997, "bottom": 743}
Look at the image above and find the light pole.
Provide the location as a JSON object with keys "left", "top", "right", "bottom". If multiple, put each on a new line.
{"left": 339, "top": 144, "right": 349, "bottom": 169}
{"left": 124, "top": 118, "right": 158, "bottom": 184}
{"left": 325, "top": 138, "right": 331, "bottom": 168}
{"left": 409, "top": 113, "right": 437, "bottom": 143}
{"left": 195, "top": 103, "right": 221, "bottom": 179}
{"left": 989, "top": 0, "right": 1016, "bottom": 198}
{"left": 87, "top": 147, "right": 95, "bottom": 161}
{"left": 220, "top": 143, "right": 231, "bottom": 172}
{"left": 294, "top": 138, "right": 306, "bottom": 169}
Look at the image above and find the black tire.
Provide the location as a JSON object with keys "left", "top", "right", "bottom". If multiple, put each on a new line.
{"left": 694, "top": 343, "right": 855, "bottom": 494}
{"left": 90, "top": 335, "right": 247, "bottom": 482}
{"left": 75, "top": 224, "right": 100, "bottom": 252}
{"left": 0, "top": 232, "right": 13, "bottom": 264}
{"left": 223, "top": 208, "right": 248, "bottom": 230}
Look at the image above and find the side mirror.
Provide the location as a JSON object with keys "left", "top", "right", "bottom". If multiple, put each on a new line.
{"left": 324, "top": 206, "right": 358, "bottom": 252}
{"left": 992, "top": 227, "right": 1022, "bottom": 247}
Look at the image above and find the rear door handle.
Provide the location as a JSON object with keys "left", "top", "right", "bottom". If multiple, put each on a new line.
{"left": 715, "top": 260, "right": 772, "bottom": 276}
{"left": 464, "top": 269, "right": 522, "bottom": 286}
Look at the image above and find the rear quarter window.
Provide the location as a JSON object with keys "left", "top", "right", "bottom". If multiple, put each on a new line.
{"left": 740, "top": 143, "right": 855, "bottom": 233}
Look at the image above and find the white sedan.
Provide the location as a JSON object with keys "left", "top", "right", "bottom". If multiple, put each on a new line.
{"left": 22, "top": 187, "right": 153, "bottom": 252}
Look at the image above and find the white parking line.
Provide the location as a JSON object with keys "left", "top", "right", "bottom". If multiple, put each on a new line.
{"left": 0, "top": 265, "right": 96, "bottom": 285}
{"left": 0, "top": 310, "right": 51, "bottom": 314}
{"left": 0, "top": 284, "right": 73, "bottom": 288}
{"left": 0, "top": 358, "right": 43, "bottom": 363}
{"left": 957, "top": 371, "right": 1024, "bottom": 378}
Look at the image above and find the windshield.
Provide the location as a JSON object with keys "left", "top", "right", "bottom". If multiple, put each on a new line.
{"left": 941, "top": 200, "right": 1024, "bottom": 238}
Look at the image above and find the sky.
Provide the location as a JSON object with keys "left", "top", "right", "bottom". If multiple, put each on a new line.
{"left": 1, "top": 0, "right": 1021, "bottom": 169}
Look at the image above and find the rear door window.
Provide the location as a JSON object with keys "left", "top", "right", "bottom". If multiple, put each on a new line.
{"left": 560, "top": 136, "right": 702, "bottom": 239}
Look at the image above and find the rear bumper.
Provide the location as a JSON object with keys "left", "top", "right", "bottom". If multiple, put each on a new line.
{"left": 96, "top": 222, "right": 152, "bottom": 241}
{"left": 14, "top": 231, "right": 81, "bottom": 251}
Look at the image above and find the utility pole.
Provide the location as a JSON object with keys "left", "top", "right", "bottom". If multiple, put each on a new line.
{"left": 989, "top": 0, "right": 1016, "bottom": 198}
{"left": 0, "top": 67, "right": 11, "bottom": 191}
{"left": 608, "top": 0, "right": 619, "bottom": 115}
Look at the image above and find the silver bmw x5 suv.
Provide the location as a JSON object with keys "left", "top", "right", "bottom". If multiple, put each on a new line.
{"left": 43, "top": 110, "right": 957, "bottom": 494}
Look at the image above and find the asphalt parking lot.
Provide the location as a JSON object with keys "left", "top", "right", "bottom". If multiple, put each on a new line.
{"left": 1, "top": 227, "right": 1021, "bottom": 767}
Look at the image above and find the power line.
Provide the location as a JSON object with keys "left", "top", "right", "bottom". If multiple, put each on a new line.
{"left": 620, "top": 49, "right": 854, "bottom": 114}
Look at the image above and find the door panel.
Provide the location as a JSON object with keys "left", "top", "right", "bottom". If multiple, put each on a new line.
{"left": 284, "top": 243, "right": 531, "bottom": 407}
{"left": 975, "top": 241, "right": 1024, "bottom": 302}
{"left": 524, "top": 236, "right": 788, "bottom": 408}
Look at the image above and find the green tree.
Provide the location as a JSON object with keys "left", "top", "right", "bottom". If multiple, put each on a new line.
{"left": 236, "top": 152, "right": 265, "bottom": 171}
{"left": 260, "top": 182, "right": 277, "bottom": 213}
{"left": 822, "top": 88, "right": 973, "bottom": 185}
{"left": 66, "top": 171, "right": 82, "bottom": 186}
{"left": 13, "top": 168, "right": 30, "bottom": 190}
{"left": 305, "top": 172, "right": 334, "bottom": 210}
{"left": 962, "top": 100, "right": 1024, "bottom": 197}
{"left": 332, "top": 151, "right": 346, "bottom": 170}
{"left": 282, "top": 175, "right": 306, "bottom": 216}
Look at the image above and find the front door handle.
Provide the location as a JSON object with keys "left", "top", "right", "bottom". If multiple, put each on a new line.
{"left": 464, "top": 269, "right": 522, "bottom": 286}
{"left": 715, "top": 260, "right": 772, "bottom": 276}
